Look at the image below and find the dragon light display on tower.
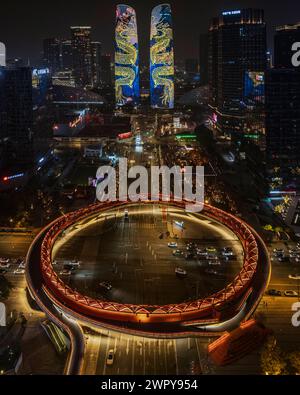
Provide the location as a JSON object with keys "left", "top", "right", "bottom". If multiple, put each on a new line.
{"left": 150, "top": 4, "right": 175, "bottom": 109}
{"left": 115, "top": 5, "right": 140, "bottom": 107}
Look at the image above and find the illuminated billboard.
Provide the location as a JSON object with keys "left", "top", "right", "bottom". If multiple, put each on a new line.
{"left": 150, "top": 4, "right": 174, "bottom": 109}
{"left": 244, "top": 71, "right": 265, "bottom": 102}
{"left": 115, "top": 5, "right": 140, "bottom": 107}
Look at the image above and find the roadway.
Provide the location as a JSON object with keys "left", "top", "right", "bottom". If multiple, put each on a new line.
{"left": 25, "top": 228, "right": 85, "bottom": 375}
{"left": 52, "top": 204, "right": 244, "bottom": 306}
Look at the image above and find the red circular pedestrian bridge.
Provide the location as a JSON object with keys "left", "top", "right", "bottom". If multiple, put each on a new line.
{"left": 35, "top": 200, "right": 267, "bottom": 329}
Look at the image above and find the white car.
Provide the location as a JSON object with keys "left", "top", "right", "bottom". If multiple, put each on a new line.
{"left": 19, "top": 261, "right": 26, "bottom": 269}
{"left": 14, "top": 269, "right": 25, "bottom": 275}
{"left": 0, "top": 263, "right": 10, "bottom": 269}
{"left": 106, "top": 350, "right": 115, "bottom": 366}
{"left": 168, "top": 242, "right": 178, "bottom": 248}
{"left": 60, "top": 269, "right": 72, "bottom": 276}
{"left": 208, "top": 260, "right": 221, "bottom": 266}
{"left": 289, "top": 274, "right": 300, "bottom": 280}
{"left": 0, "top": 258, "right": 10, "bottom": 264}
{"left": 273, "top": 248, "right": 284, "bottom": 254}
{"left": 175, "top": 267, "right": 187, "bottom": 277}
{"left": 284, "top": 290, "right": 299, "bottom": 297}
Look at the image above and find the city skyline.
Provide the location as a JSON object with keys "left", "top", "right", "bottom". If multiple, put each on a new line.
{"left": 1, "top": 0, "right": 300, "bottom": 379}
{"left": 1, "top": 0, "right": 300, "bottom": 65}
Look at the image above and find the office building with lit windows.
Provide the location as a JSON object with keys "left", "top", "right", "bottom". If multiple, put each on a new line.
{"left": 91, "top": 41, "right": 101, "bottom": 87}
{"left": 71, "top": 26, "right": 93, "bottom": 87}
{"left": 208, "top": 9, "right": 267, "bottom": 137}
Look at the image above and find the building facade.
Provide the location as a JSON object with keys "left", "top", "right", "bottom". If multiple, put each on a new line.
{"left": 208, "top": 9, "right": 267, "bottom": 137}
{"left": 274, "top": 23, "right": 300, "bottom": 69}
{"left": 71, "top": 26, "right": 93, "bottom": 87}
{"left": 91, "top": 41, "right": 101, "bottom": 87}
{"left": 0, "top": 66, "right": 33, "bottom": 166}
{"left": 115, "top": 5, "right": 140, "bottom": 107}
{"left": 150, "top": 4, "right": 174, "bottom": 109}
{"left": 43, "top": 38, "right": 61, "bottom": 73}
{"left": 266, "top": 22, "right": 300, "bottom": 185}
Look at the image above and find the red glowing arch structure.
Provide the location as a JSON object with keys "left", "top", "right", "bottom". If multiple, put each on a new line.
{"left": 40, "top": 201, "right": 259, "bottom": 324}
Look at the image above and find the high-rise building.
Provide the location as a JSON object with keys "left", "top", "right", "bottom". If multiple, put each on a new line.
{"left": 208, "top": 9, "right": 267, "bottom": 135}
{"left": 115, "top": 5, "right": 140, "bottom": 107}
{"left": 71, "top": 26, "right": 93, "bottom": 87}
{"left": 61, "top": 40, "right": 73, "bottom": 70}
{"left": 274, "top": 23, "right": 300, "bottom": 68}
{"left": 266, "top": 69, "right": 300, "bottom": 182}
{"left": 199, "top": 34, "right": 208, "bottom": 85}
{"left": 91, "top": 41, "right": 101, "bottom": 87}
{"left": 0, "top": 66, "right": 33, "bottom": 165}
{"left": 208, "top": 18, "right": 219, "bottom": 107}
{"left": 100, "top": 54, "right": 112, "bottom": 85}
{"left": 43, "top": 38, "right": 61, "bottom": 73}
{"left": 0, "top": 43, "right": 6, "bottom": 67}
{"left": 150, "top": 4, "right": 174, "bottom": 109}
{"left": 266, "top": 22, "right": 300, "bottom": 185}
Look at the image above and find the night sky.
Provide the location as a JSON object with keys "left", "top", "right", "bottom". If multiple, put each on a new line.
{"left": 0, "top": 0, "right": 299, "bottom": 65}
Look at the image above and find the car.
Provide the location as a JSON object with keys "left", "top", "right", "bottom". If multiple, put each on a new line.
{"left": 289, "top": 274, "right": 300, "bottom": 280}
{"left": 284, "top": 290, "right": 299, "bottom": 297}
{"left": 13, "top": 269, "right": 25, "bottom": 275}
{"left": 0, "top": 258, "right": 9, "bottom": 264}
{"left": 267, "top": 289, "right": 282, "bottom": 296}
{"left": 197, "top": 251, "right": 208, "bottom": 257}
{"left": 106, "top": 350, "right": 115, "bottom": 366}
{"left": 19, "top": 261, "right": 26, "bottom": 269}
{"left": 69, "top": 260, "right": 81, "bottom": 267}
{"left": 175, "top": 267, "right": 187, "bottom": 277}
{"left": 168, "top": 242, "right": 178, "bottom": 248}
{"left": 100, "top": 282, "right": 112, "bottom": 291}
{"left": 175, "top": 221, "right": 184, "bottom": 228}
{"left": 208, "top": 260, "right": 221, "bottom": 266}
{"left": 289, "top": 249, "right": 299, "bottom": 254}
{"left": 273, "top": 248, "right": 284, "bottom": 254}
{"left": 221, "top": 247, "right": 234, "bottom": 256}
{"left": 0, "top": 269, "right": 7, "bottom": 275}
{"left": 172, "top": 250, "right": 182, "bottom": 257}
{"left": 60, "top": 269, "right": 72, "bottom": 276}
{"left": 124, "top": 210, "right": 129, "bottom": 220}
{"left": 206, "top": 247, "right": 217, "bottom": 254}
{"left": 0, "top": 263, "right": 10, "bottom": 269}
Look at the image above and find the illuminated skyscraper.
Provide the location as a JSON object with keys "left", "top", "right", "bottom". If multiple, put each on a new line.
{"left": 115, "top": 5, "right": 140, "bottom": 107}
{"left": 150, "top": 4, "right": 174, "bottom": 109}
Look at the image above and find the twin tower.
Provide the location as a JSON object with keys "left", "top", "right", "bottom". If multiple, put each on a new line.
{"left": 115, "top": 4, "right": 174, "bottom": 109}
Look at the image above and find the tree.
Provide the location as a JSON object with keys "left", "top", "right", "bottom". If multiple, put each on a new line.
{"left": 260, "top": 336, "right": 287, "bottom": 375}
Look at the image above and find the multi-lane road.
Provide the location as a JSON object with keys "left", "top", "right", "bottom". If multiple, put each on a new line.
{"left": 1, "top": 225, "right": 300, "bottom": 374}
{"left": 53, "top": 204, "right": 244, "bottom": 306}
{"left": 82, "top": 329, "right": 214, "bottom": 375}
